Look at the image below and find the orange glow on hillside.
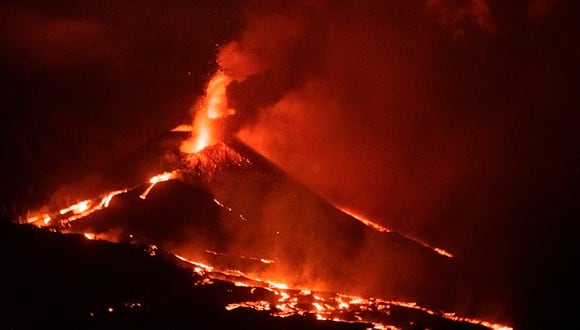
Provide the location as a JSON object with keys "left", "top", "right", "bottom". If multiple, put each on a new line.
{"left": 181, "top": 71, "right": 234, "bottom": 153}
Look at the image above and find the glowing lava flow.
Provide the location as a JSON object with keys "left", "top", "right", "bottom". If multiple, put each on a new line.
{"left": 181, "top": 71, "right": 234, "bottom": 153}
{"left": 23, "top": 171, "right": 177, "bottom": 227}
{"left": 172, "top": 253, "right": 512, "bottom": 330}
{"left": 140, "top": 171, "right": 177, "bottom": 199}
{"left": 339, "top": 207, "right": 455, "bottom": 258}
{"left": 25, "top": 189, "right": 128, "bottom": 227}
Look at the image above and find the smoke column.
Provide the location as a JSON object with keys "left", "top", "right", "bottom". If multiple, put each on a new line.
{"left": 211, "top": 2, "right": 578, "bottom": 322}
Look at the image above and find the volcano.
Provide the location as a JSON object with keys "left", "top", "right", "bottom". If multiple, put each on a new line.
{"left": 11, "top": 130, "right": 511, "bottom": 330}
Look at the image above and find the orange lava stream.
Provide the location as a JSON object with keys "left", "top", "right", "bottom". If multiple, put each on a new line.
{"left": 338, "top": 207, "right": 454, "bottom": 258}
{"left": 339, "top": 207, "right": 392, "bottom": 233}
{"left": 23, "top": 172, "right": 178, "bottom": 227}
{"left": 24, "top": 189, "right": 128, "bottom": 227}
{"left": 140, "top": 171, "right": 177, "bottom": 199}
{"left": 173, "top": 253, "right": 512, "bottom": 330}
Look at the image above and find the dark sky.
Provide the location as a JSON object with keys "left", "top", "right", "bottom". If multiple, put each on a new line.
{"left": 1, "top": 0, "right": 578, "bottom": 327}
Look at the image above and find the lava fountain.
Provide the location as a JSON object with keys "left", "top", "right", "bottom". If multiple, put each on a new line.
{"left": 180, "top": 71, "right": 234, "bottom": 153}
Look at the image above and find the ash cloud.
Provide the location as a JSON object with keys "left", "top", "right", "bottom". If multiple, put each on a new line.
{"left": 218, "top": 0, "right": 578, "bottom": 314}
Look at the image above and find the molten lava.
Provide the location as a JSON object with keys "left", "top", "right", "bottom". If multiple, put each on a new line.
{"left": 140, "top": 171, "right": 177, "bottom": 199}
{"left": 339, "top": 207, "right": 455, "bottom": 258}
{"left": 174, "top": 252, "right": 511, "bottom": 330}
{"left": 181, "top": 71, "right": 234, "bottom": 153}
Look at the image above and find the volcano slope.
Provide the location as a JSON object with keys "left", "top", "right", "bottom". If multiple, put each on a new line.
{"left": 15, "top": 131, "right": 511, "bottom": 329}
{"left": 0, "top": 221, "right": 369, "bottom": 330}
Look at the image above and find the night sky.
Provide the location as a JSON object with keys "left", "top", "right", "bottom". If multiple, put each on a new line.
{"left": 1, "top": 1, "right": 578, "bottom": 328}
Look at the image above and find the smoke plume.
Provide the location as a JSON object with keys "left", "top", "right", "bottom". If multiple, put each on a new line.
{"left": 214, "top": 0, "right": 578, "bottom": 288}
